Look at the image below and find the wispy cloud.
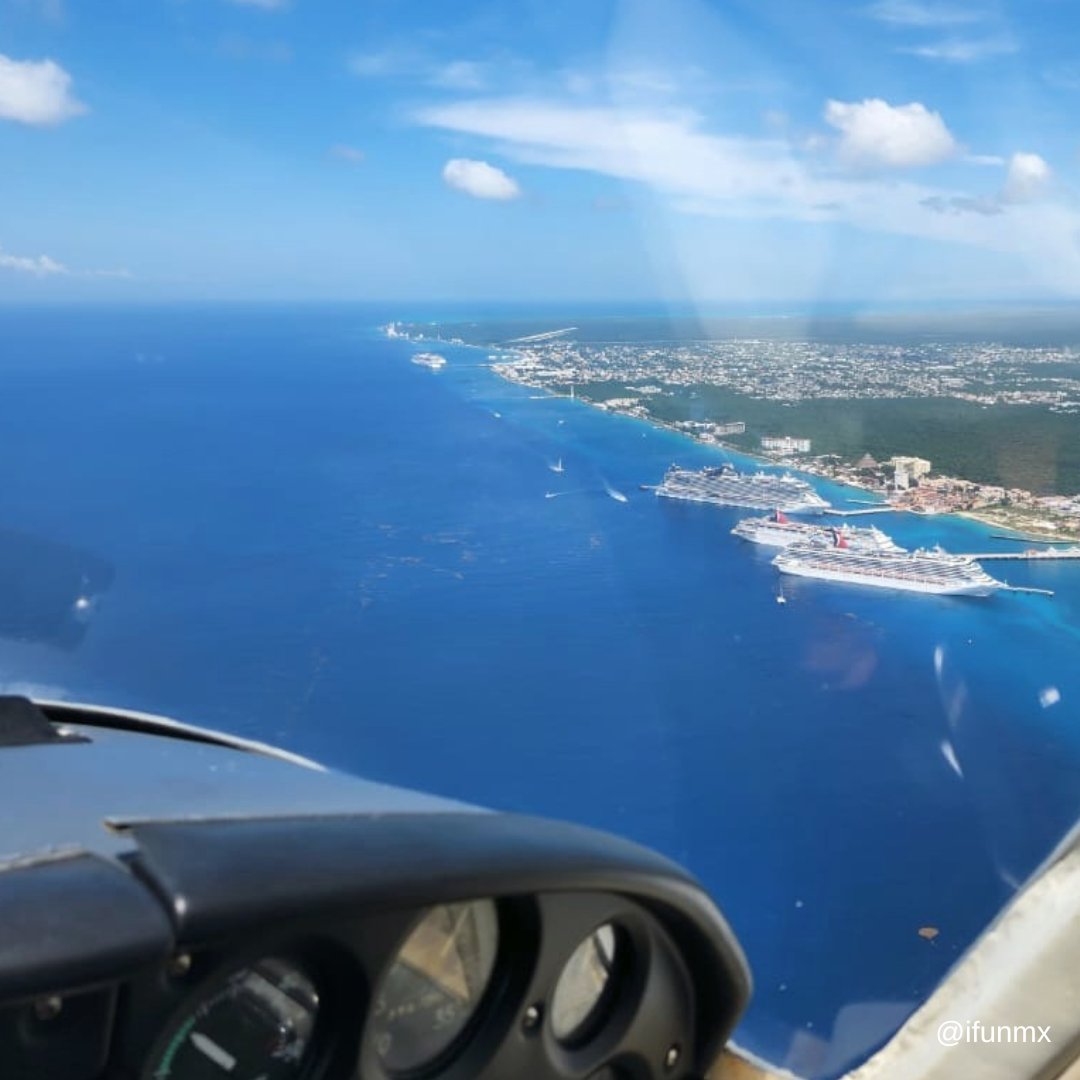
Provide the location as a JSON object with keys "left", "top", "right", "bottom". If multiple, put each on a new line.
{"left": 0, "top": 54, "right": 86, "bottom": 126}
{"left": 414, "top": 95, "right": 1080, "bottom": 291}
{"left": 329, "top": 143, "right": 365, "bottom": 164}
{"left": 442, "top": 158, "right": 521, "bottom": 200}
{"left": 347, "top": 50, "right": 404, "bottom": 78}
{"left": 921, "top": 194, "right": 1003, "bottom": 216}
{"left": 900, "top": 37, "right": 1017, "bottom": 62}
{"left": 0, "top": 248, "right": 68, "bottom": 276}
{"left": 0, "top": 245, "right": 131, "bottom": 279}
{"left": 349, "top": 49, "right": 495, "bottom": 92}
{"left": 431, "top": 60, "right": 488, "bottom": 92}
{"left": 864, "top": 0, "right": 984, "bottom": 28}
{"left": 420, "top": 100, "right": 814, "bottom": 210}
{"left": 866, "top": 1, "right": 1016, "bottom": 66}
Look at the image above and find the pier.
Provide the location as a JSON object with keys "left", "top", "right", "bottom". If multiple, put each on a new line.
{"left": 824, "top": 507, "right": 893, "bottom": 517}
{"left": 964, "top": 548, "right": 1080, "bottom": 561}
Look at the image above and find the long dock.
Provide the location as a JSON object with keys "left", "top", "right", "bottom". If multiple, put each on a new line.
{"left": 990, "top": 533, "right": 1078, "bottom": 545}
{"left": 964, "top": 548, "right": 1080, "bottom": 561}
{"left": 823, "top": 507, "right": 893, "bottom": 517}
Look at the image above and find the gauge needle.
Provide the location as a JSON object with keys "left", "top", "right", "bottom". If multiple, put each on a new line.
{"left": 190, "top": 1031, "right": 237, "bottom": 1072}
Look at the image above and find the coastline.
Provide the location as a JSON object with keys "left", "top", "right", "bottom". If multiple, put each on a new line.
{"left": 385, "top": 322, "right": 1080, "bottom": 544}
{"left": 954, "top": 510, "right": 1073, "bottom": 544}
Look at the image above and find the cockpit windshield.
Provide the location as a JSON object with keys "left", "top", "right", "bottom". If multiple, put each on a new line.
{"left": 3, "top": 1, "right": 1080, "bottom": 1076}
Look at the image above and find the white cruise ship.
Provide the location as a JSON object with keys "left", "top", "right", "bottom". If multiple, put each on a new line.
{"left": 411, "top": 351, "right": 447, "bottom": 370}
{"left": 732, "top": 511, "right": 905, "bottom": 553}
{"left": 656, "top": 464, "right": 830, "bottom": 513}
{"left": 773, "top": 541, "right": 1004, "bottom": 596}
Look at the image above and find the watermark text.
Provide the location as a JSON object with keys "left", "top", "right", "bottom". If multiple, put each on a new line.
{"left": 937, "top": 1020, "right": 1051, "bottom": 1047}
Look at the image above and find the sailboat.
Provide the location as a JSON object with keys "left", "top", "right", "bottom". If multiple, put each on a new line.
{"left": 549, "top": 457, "right": 565, "bottom": 474}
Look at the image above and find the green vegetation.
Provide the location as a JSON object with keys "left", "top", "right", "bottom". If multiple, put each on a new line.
{"left": 579, "top": 382, "right": 1080, "bottom": 495}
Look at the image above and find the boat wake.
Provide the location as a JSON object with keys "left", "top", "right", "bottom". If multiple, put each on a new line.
{"left": 604, "top": 482, "right": 628, "bottom": 504}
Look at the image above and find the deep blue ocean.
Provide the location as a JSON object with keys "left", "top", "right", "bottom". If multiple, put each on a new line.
{"left": 2, "top": 304, "right": 1079, "bottom": 1078}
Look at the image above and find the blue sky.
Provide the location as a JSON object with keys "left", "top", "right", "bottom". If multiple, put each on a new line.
{"left": 1, "top": 0, "right": 1079, "bottom": 304}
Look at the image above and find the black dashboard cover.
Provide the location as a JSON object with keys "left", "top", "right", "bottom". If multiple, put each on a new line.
{"left": 0, "top": 851, "right": 172, "bottom": 1002}
{"left": 129, "top": 811, "right": 752, "bottom": 1056}
{"left": 0, "top": 696, "right": 71, "bottom": 747}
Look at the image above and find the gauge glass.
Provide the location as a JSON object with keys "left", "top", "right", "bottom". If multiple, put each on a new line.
{"left": 146, "top": 958, "right": 319, "bottom": 1080}
{"left": 551, "top": 923, "right": 619, "bottom": 1044}
{"left": 369, "top": 899, "right": 499, "bottom": 1072}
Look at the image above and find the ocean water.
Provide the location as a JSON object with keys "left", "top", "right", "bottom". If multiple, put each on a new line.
{"left": 2, "top": 304, "right": 1079, "bottom": 1078}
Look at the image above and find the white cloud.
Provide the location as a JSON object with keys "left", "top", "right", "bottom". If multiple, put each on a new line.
{"left": 416, "top": 97, "right": 1080, "bottom": 293}
{"left": 825, "top": 98, "right": 958, "bottom": 168}
{"left": 0, "top": 244, "right": 131, "bottom": 279}
{"left": 329, "top": 143, "right": 365, "bottom": 163}
{"left": 0, "top": 54, "right": 85, "bottom": 126}
{"left": 1003, "top": 152, "right": 1052, "bottom": 203}
{"left": 865, "top": 0, "right": 983, "bottom": 27}
{"left": 442, "top": 158, "right": 521, "bottom": 200}
{"left": 902, "top": 37, "right": 1017, "bottom": 62}
{"left": 0, "top": 248, "right": 68, "bottom": 276}
{"left": 423, "top": 101, "right": 815, "bottom": 208}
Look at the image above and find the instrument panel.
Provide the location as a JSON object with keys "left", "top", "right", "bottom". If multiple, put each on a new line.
{"left": 112, "top": 890, "right": 698, "bottom": 1080}
{"left": 0, "top": 701, "right": 751, "bottom": 1080}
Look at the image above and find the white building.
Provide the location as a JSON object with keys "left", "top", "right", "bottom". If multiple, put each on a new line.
{"left": 761, "top": 435, "right": 811, "bottom": 455}
{"left": 889, "top": 456, "right": 932, "bottom": 479}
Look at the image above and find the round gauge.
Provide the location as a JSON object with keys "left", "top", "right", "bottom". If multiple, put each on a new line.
{"left": 144, "top": 958, "right": 320, "bottom": 1080}
{"left": 550, "top": 923, "right": 619, "bottom": 1044}
{"left": 368, "top": 899, "right": 500, "bottom": 1073}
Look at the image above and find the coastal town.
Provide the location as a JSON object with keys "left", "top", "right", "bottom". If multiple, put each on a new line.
{"left": 486, "top": 338, "right": 1080, "bottom": 540}
{"left": 491, "top": 336, "right": 1080, "bottom": 411}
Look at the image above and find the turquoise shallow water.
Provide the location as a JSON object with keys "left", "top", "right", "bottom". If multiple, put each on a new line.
{"left": 1, "top": 304, "right": 1078, "bottom": 1078}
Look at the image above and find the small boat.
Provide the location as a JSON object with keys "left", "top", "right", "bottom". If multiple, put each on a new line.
{"left": 549, "top": 458, "right": 565, "bottom": 474}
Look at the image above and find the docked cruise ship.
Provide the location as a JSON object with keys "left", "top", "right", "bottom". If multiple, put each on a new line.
{"left": 411, "top": 351, "right": 447, "bottom": 370}
{"left": 656, "top": 465, "right": 830, "bottom": 513}
{"left": 732, "top": 511, "right": 905, "bottom": 553}
{"left": 773, "top": 542, "right": 1004, "bottom": 596}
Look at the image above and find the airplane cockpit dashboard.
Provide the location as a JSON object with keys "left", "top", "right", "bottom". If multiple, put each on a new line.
{"left": 0, "top": 697, "right": 751, "bottom": 1080}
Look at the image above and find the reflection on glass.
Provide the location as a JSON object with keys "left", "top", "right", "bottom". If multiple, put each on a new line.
{"left": 551, "top": 923, "right": 619, "bottom": 1044}
{"left": 370, "top": 899, "right": 499, "bottom": 1072}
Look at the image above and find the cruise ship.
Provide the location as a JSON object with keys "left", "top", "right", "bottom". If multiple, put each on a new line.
{"left": 656, "top": 465, "right": 830, "bottom": 513}
{"left": 773, "top": 542, "right": 1004, "bottom": 596}
{"left": 732, "top": 511, "right": 905, "bottom": 553}
{"left": 411, "top": 351, "right": 447, "bottom": 370}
